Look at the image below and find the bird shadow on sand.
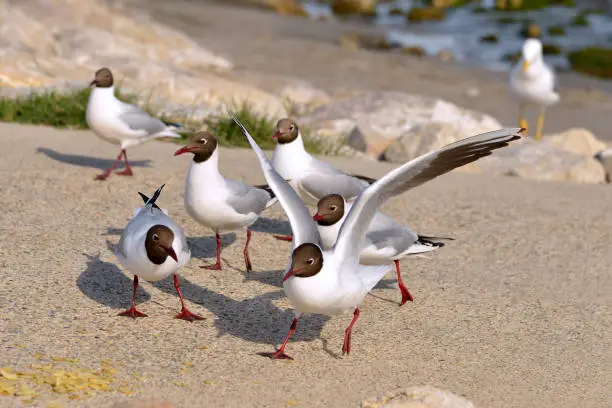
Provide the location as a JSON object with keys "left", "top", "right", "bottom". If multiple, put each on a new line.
{"left": 150, "top": 274, "right": 331, "bottom": 353}
{"left": 77, "top": 252, "right": 151, "bottom": 309}
{"left": 249, "top": 217, "right": 292, "bottom": 237}
{"left": 36, "top": 147, "right": 151, "bottom": 170}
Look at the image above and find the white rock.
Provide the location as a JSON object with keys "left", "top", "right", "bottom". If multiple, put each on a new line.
{"left": 463, "top": 138, "right": 606, "bottom": 184}
{"left": 300, "top": 91, "right": 502, "bottom": 159}
{"left": 362, "top": 385, "right": 476, "bottom": 408}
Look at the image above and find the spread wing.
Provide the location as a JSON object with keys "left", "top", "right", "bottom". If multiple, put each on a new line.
{"left": 334, "top": 128, "right": 523, "bottom": 265}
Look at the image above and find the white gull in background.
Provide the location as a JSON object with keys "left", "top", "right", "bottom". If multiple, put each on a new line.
{"left": 270, "top": 117, "right": 377, "bottom": 241}
{"left": 234, "top": 114, "right": 523, "bottom": 359}
{"left": 115, "top": 184, "right": 202, "bottom": 321}
{"left": 174, "top": 132, "right": 277, "bottom": 273}
{"left": 86, "top": 67, "right": 183, "bottom": 180}
{"left": 509, "top": 38, "right": 560, "bottom": 140}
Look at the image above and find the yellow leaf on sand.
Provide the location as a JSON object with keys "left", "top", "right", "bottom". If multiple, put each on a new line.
{"left": 286, "top": 399, "right": 298, "bottom": 406}
{"left": 0, "top": 368, "right": 18, "bottom": 380}
{"left": 46, "top": 402, "right": 67, "bottom": 408}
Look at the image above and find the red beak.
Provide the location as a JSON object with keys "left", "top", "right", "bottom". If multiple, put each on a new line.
{"left": 174, "top": 146, "right": 194, "bottom": 156}
{"left": 283, "top": 267, "right": 303, "bottom": 283}
{"left": 282, "top": 270, "right": 294, "bottom": 283}
{"left": 273, "top": 131, "right": 281, "bottom": 139}
{"left": 313, "top": 213, "right": 324, "bottom": 221}
{"left": 167, "top": 247, "right": 178, "bottom": 263}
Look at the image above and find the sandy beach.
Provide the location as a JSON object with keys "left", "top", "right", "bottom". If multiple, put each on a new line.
{"left": 1, "top": 122, "right": 611, "bottom": 407}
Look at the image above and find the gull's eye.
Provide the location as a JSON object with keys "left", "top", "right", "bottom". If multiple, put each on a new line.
{"left": 330, "top": 205, "right": 337, "bottom": 212}
{"left": 289, "top": 125, "right": 295, "bottom": 131}
{"left": 199, "top": 138, "right": 207, "bottom": 144}
{"left": 152, "top": 234, "right": 159, "bottom": 242}
{"left": 306, "top": 258, "right": 314, "bottom": 265}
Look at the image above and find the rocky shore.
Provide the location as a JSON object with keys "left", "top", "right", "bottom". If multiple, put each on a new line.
{"left": 2, "top": 0, "right": 612, "bottom": 185}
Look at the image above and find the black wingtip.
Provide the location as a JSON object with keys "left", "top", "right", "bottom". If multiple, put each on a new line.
{"left": 254, "top": 183, "right": 276, "bottom": 199}
{"left": 351, "top": 174, "right": 377, "bottom": 184}
{"left": 139, "top": 184, "right": 165, "bottom": 209}
{"left": 137, "top": 192, "right": 161, "bottom": 210}
{"left": 162, "top": 119, "right": 183, "bottom": 128}
{"left": 417, "top": 235, "right": 454, "bottom": 247}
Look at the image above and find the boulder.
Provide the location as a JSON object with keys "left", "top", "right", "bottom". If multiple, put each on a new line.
{"left": 362, "top": 385, "right": 476, "bottom": 408}
{"left": 462, "top": 137, "right": 605, "bottom": 184}
{"left": 300, "top": 91, "right": 502, "bottom": 159}
{"left": 545, "top": 128, "right": 607, "bottom": 157}
{"left": 383, "top": 123, "right": 466, "bottom": 162}
{"left": 279, "top": 82, "right": 332, "bottom": 116}
{"left": 0, "top": 0, "right": 288, "bottom": 118}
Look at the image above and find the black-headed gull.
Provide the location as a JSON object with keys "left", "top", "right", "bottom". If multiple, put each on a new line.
{"left": 115, "top": 184, "right": 202, "bottom": 321}
{"left": 86, "top": 67, "right": 183, "bottom": 181}
{"left": 313, "top": 193, "right": 452, "bottom": 305}
{"left": 509, "top": 38, "right": 559, "bottom": 140}
{"left": 234, "top": 115, "right": 523, "bottom": 359}
{"left": 271, "top": 118, "right": 376, "bottom": 241}
{"left": 174, "top": 132, "right": 277, "bottom": 272}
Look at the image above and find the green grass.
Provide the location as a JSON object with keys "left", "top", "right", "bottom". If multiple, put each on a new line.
{"left": 568, "top": 47, "right": 612, "bottom": 79}
{"left": 204, "top": 102, "right": 326, "bottom": 154}
{"left": 0, "top": 87, "right": 156, "bottom": 129}
{"left": 0, "top": 88, "right": 329, "bottom": 154}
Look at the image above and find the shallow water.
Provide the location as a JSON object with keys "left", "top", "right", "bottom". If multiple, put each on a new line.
{"left": 302, "top": 0, "right": 612, "bottom": 74}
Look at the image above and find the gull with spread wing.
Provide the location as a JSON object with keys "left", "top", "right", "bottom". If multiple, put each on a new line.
{"left": 313, "top": 193, "right": 452, "bottom": 305}
{"left": 234, "top": 115, "right": 523, "bottom": 359}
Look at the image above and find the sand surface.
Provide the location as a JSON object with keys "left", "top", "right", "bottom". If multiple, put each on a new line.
{"left": 1, "top": 123, "right": 611, "bottom": 407}
{"left": 125, "top": 0, "right": 612, "bottom": 142}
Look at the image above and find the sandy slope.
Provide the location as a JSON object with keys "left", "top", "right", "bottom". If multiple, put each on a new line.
{"left": 0, "top": 123, "right": 610, "bottom": 407}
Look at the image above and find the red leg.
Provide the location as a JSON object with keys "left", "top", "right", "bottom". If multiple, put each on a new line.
{"left": 118, "top": 275, "right": 147, "bottom": 318}
{"left": 115, "top": 149, "right": 133, "bottom": 176}
{"left": 342, "top": 308, "right": 360, "bottom": 355}
{"left": 201, "top": 233, "right": 222, "bottom": 270}
{"left": 95, "top": 150, "right": 123, "bottom": 180}
{"left": 395, "top": 260, "right": 413, "bottom": 306}
{"left": 273, "top": 235, "right": 293, "bottom": 242}
{"left": 244, "top": 229, "right": 253, "bottom": 273}
{"left": 259, "top": 318, "right": 298, "bottom": 360}
{"left": 173, "top": 275, "right": 203, "bottom": 322}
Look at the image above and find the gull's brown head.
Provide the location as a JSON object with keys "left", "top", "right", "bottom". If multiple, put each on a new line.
{"left": 145, "top": 225, "right": 178, "bottom": 265}
{"left": 273, "top": 118, "right": 299, "bottom": 144}
{"left": 90, "top": 67, "right": 113, "bottom": 88}
{"left": 314, "top": 194, "right": 345, "bottom": 226}
{"left": 174, "top": 131, "right": 218, "bottom": 163}
{"left": 283, "top": 243, "right": 323, "bottom": 283}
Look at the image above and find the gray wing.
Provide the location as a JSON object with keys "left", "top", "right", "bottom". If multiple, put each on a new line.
{"left": 334, "top": 128, "right": 523, "bottom": 265}
{"left": 225, "top": 179, "right": 272, "bottom": 215}
{"left": 364, "top": 211, "right": 417, "bottom": 252}
{"left": 298, "top": 172, "right": 371, "bottom": 202}
{"left": 118, "top": 105, "right": 167, "bottom": 137}
{"left": 366, "top": 228, "right": 415, "bottom": 252}
{"left": 232, "top": 115, "right": 321, "bottom": 250}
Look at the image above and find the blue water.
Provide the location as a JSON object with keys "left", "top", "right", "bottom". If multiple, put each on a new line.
{"left": 301, "top": 1, "right": 612, "bottom": 73}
